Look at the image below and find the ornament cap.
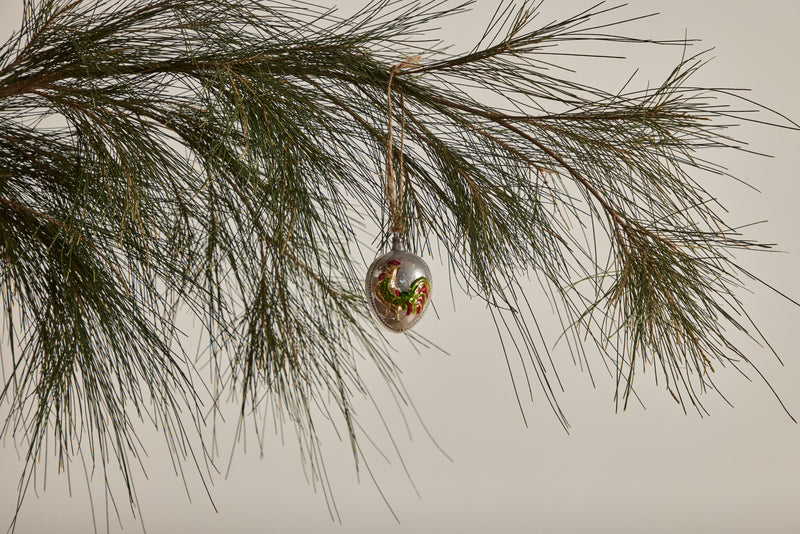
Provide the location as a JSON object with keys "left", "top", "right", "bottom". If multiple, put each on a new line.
{"left": 391, "top": 233, "right": 405, "bottom": 252}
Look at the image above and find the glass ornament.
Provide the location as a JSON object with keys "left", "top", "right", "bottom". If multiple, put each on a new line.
{"left": 365, "top": 236, "right": 431, "bottom": 333}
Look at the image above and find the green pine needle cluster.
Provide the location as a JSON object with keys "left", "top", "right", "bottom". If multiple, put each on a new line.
{"left": 0, "top": 0, "right": 796, "bottom": 525}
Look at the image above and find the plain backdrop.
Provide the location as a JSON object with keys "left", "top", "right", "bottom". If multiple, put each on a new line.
{"left": 1, "top": 1, "right": 799, "bottom": 533}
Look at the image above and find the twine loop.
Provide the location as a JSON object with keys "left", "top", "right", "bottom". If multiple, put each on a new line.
{"left": 385, "top": 56, "right": 419, "bottom": 236}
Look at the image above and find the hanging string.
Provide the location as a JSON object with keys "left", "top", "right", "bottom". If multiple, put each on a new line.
{"left": 385, "top": 63, "right": 404, "bottom": 236}
{"left": 398, "top": 90, "right": 406, "bottom": 223}
{"left": 384, "top": 56, "right": 419, "bottom": 237}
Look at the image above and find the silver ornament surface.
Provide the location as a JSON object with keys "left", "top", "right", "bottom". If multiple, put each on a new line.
{"left": 365, "top": 236, "right": 432, "bottom": 333}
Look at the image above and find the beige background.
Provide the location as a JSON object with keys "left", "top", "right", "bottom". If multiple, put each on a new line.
{"left": 1, "top": 1, "right": 799, "bottom": 532}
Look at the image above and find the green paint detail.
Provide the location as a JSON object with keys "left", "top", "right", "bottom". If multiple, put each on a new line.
{"left": 375, "top": 261, "right": 431, "bottom": 316}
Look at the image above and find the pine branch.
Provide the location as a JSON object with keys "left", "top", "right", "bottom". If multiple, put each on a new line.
{"left": 0, "top": 0, "right": 797, "bottom": 526}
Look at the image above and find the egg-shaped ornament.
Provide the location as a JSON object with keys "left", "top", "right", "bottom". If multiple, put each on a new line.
{"left": 365, "top": 236, "right": 432, "bottom": 333}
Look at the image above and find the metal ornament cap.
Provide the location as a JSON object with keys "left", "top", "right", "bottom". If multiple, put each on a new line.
{"left": 365, "top": 236, "right": 432, "bottom": 333}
